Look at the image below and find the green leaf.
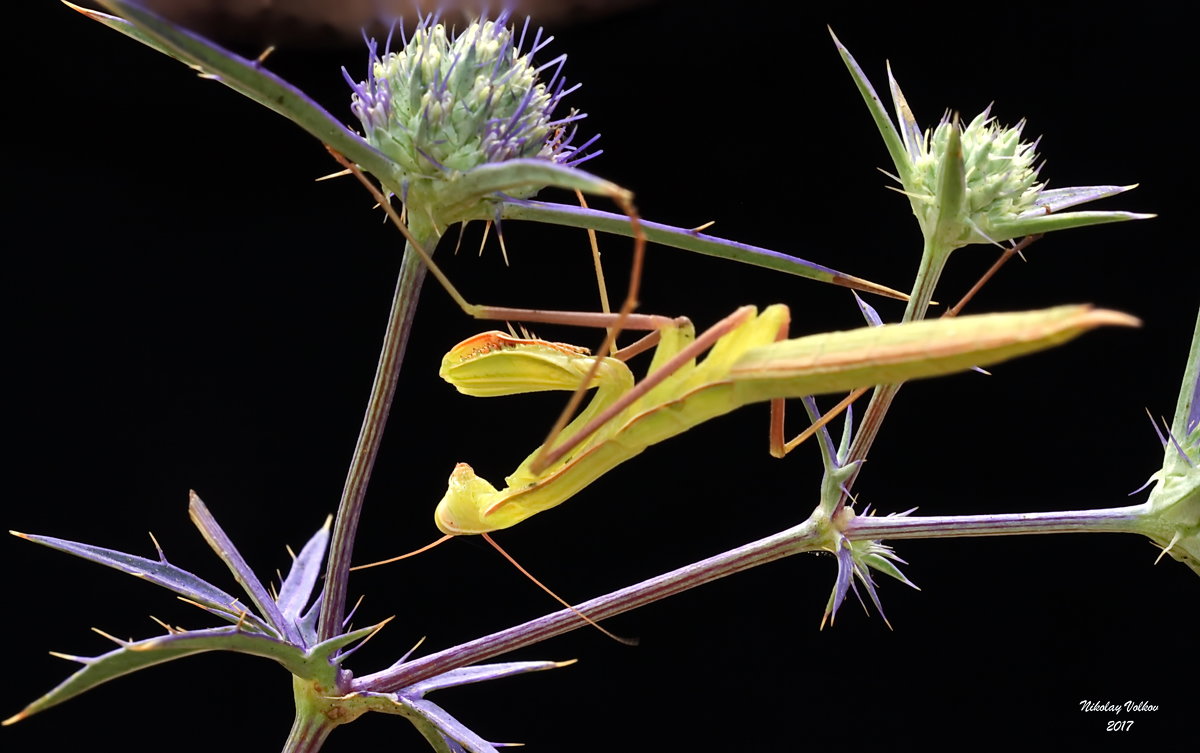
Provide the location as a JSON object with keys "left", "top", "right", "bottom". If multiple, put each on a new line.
{"left": 1031, "top": 185, "right": 1139, "bottom": 213}
{"left": 89, "top": 0, "right": 399, "bottom": 186}
{"left": 989, "top": 209, "right": 1155, "bottom": 240}
{"left": 930, "top": 118, "right": 967, "bottom": 248}
{"left": 829, "top": 28, "right": 912, "bottom": 186}
{"left": 62, "top": 2, "right": 183, "bottom": 62}
{"left": 5, "top": 627, "right": 301, "bottom": 725}
{"left": 500, "top": 200, "right": 909, "bottom": 300}
{"left": 886, "top": 62, "right": 923, "bottom": 165}
{"left": 5, "top": 620, "right": 385, "bottom": 727}
{"left": 446, "top": 159, "right": 628, "bottom": 216}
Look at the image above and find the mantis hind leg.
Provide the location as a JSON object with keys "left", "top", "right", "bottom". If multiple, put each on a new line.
{"left": 769, "top": 388, "right": 871, "bottom": 458}
{"left": 766, "top": 307, "right": 869, "bottom": 459}
{"left": 768, "top": 234, "right": 1045, "bottom": 459}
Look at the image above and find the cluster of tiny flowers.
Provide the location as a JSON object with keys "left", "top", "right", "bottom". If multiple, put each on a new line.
{"left": 912, "top": 108, "right": 1042, "bottom": 242}
{"left": 345, "top": 10, "right": 595, "bottom": 183}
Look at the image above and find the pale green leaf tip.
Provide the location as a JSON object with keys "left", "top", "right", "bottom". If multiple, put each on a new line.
{"left": 61, "top": 1, "right": 132, "bottom": 33}
{"left": 61, "top": 1, "right": 98, "bottom": 16}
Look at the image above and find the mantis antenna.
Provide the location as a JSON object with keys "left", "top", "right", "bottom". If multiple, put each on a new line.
{"left": 480, "top": 533, "right": 637, "bottom": 645}
{"left": 350, "top": 532, "right": 637, "bottom": 645}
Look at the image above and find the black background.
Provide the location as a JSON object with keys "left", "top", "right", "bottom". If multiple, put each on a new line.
{"left": 5, "top": 1, "right": 1196, "bottom": 751}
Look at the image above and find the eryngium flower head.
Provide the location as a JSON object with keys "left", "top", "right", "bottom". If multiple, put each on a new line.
{"left": 831, "top": 29, "right": 1151, "bottom": 252}
{"left": 909, "top": 108, "right": 1042, "bottom": 246}
{"left": 346, "top": 11, "right": 592, "bottom": 188}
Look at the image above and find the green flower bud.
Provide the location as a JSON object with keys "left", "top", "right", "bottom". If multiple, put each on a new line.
{"left": 910, "top": 109, "right": 1042, "bottom": 248}
{"left": 831, "top": 30, "right": 1150, "bottom": 255}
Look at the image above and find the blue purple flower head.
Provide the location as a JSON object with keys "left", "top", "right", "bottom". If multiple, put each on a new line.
{"left": 344, "top": 9, "right": 598, "bottom": 189}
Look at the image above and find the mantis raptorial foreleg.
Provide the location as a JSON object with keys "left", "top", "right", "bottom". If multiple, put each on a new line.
{"left": 328, "top": 148, "right": 884, "bottom": 476}
{"left": 327, "top": 148, "right": 686, "bottom": 471}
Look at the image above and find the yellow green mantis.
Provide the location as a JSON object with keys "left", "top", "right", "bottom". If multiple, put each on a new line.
{"left": 326, "top": 151, "right": 1138, "bottom": 540}
{"left": 432, "top": 303, "right": 1137, "bottom": 535}
{"left": 326, "top": 150, "right": 1138, "bottom": 642}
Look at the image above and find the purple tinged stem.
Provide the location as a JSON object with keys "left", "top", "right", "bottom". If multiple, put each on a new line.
{"left": 845, "top": 505, "right": 1147, "bottom": 540}
{"left": 353, "top": 519, "right": 820, "bottom": 693}
{"left": 318, "top": 249, "right": 429, "bottom": 643}
{"left": 282, "top": 711, "right": 337, "bottom": 753}
{"left": 501, "top": 199, "right": 845, "bottom": 281}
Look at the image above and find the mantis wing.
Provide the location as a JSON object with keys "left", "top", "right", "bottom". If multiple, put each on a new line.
{"left": 731, "top": 305, "right": 1140, "bottom": 400}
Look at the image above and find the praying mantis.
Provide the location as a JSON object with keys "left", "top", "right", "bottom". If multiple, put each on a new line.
{"left": 326, "top": 151, "right": 1139, "bottom": 544}
{"left": 432, "top": 303, "right": 1137, "bottom": 535}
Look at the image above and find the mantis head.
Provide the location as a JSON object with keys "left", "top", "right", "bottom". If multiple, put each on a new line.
{"left": 435, "top": 462, "right": 504, "bottom": 535}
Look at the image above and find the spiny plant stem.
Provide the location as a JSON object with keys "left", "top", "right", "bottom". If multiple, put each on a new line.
{"left": 844, "top": 239, "right": 951, "bottom": 477}
{"left": 353, "top": 516, "right": 825, "bottom": 693}
{"left": 281, "top": 711, "right": 337, "bottom": 753}
{"left": 845, "top": 504, "right": 1149, "bottom": 540}
{"left": 319, "top": 243, "right": 430, "bottom": 642}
